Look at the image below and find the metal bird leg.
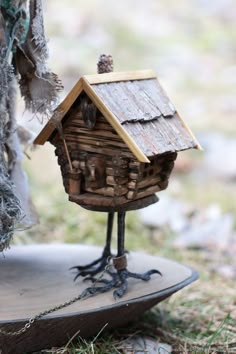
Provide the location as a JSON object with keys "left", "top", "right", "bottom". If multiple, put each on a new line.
{"left": 79, "top": 211, "right": 162, "bottom": 299}
{"left": 71, "top": 212, "right": 114, "bottom": 280}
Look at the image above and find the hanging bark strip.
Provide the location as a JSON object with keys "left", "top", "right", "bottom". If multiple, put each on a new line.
{"left": 0, "top": 1, "right": 63, "bottom": 251}
{"left": 0, "top": 9, "right": 22, "bottom": 250}
{"left": 0, "top": 66, "right": 21, "bottom": 250}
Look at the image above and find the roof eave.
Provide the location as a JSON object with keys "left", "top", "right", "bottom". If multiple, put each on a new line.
{"left": 34, "top": 78, "right": 84, "bottom": 145}
{"left": 177, "top": 113, "right": 203, "bottom": 151}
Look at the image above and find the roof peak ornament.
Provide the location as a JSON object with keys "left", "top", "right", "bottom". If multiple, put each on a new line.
{"left": 97, "top": 54, "right": 114, "bottom": 74}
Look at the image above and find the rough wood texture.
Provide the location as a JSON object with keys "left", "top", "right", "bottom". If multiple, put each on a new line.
{"left": 135, "top": 185, "right": 162, "bottom": 199}
{"left": 90, "top": 78, "right": 200, "bottom": 156}
{"left": 53, "top": 109, "right": 140, "bottom": 206}
{"left": 85, "top": 185, "right": 128, "bottom": 197}
{"left": 70, "top": 193, "right": 158, "bottom": 212}
{"left": 68, "top": 171, "right": 81, "bottom": 195}
{"left": 127, "top": 190, "right": 137, "bottom": 200}
{"left": 92, "top": 79, "right": 173, "bottom": 123}
{"left": 125, "top": 153, "right": 176, "bottom": 201}
{"left": 70, "top": 193, "right": 128, "bottom": 209}
{"left": 84, "top": 70, "right": 156, "bottom": 84}
{"left": 62, "top": 110, "right": 133, "bottom": 158}
{"left": 0, "top": 244, "right": 198, "bottom": 354}
{"left": 54, "top": 124, "right": 176, "bottom": 209}
{"left": 106, "top": 168, "right": 128, "bottom": 177}
{"left": 106, "top": 176, "right": 128, "bottom": 185}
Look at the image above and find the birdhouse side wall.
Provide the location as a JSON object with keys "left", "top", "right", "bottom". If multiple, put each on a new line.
{"left": 131, "top": 153, "right": 177, "bottom": 200}
{"left": 51, "top": 105, "right": 140, "bottom": 206}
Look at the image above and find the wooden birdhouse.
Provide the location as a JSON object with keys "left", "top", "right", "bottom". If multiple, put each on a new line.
{"left": 34, "top": 68, "right": 201, "bottom": 212}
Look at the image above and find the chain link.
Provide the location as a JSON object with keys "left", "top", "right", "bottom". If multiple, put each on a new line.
{"left": 0, "top": 258, "right": 113, "bottom": 337}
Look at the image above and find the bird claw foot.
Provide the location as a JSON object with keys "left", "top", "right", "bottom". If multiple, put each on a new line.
{"left": 112, "top": 268, "right": 162, "bottom": 299}
{"left": 81, "top": 278, "right": 118, "bottom": 298}
{"left": 70, "top": 250, "right": 113, "bottom": 281}
{"left": 80, "top": 267, "right": 162, "bottom": 300}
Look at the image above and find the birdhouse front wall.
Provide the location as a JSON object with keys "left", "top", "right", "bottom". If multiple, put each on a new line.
{"left": 51, "top": 93, "right": 176, "bottom": 211}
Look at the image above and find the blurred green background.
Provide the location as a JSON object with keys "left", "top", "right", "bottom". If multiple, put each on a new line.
{"left": 16, "top": 0, "right": 236, "bottom": 258}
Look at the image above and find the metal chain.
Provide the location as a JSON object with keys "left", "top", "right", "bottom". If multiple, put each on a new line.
{"left": 0, "top": 258, "right": 113, "bottom": 337}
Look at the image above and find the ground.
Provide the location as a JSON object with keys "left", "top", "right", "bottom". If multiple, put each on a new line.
{"left": 13, "top": 0, "right": 236, "bottom": 352}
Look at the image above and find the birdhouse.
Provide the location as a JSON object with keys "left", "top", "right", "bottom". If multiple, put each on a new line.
{"left": 34, "top": 69, "right": 200, "bottom": 212}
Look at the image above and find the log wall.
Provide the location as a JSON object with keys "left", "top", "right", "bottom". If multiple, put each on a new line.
{"left": 52, "top": 96, "right": 177, "bottom": 208}
{"left": 134, "top": 152, "right": 177, "bottom": 199}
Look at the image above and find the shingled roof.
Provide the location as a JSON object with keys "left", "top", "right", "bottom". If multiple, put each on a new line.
{"left": 34, "top": 70, "right": 201, "bottom": 162}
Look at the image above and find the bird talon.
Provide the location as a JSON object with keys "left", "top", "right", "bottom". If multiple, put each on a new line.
{"left": 71, "top": 254, "right": 113, "bottom": 280}
{"left": 151, "top": 269, "right": 162, "bottom": 277}
{"left": 73, "top": 273, "right": 81, "bottom": 282}
{"left": 113, "top": 288, "right": 124, "bottom": 300}
{"left": 83, "top": 276, "right": 96, "bottom": 283}
{"left": 69, "top": 265, "right": 80, "bottom": 271}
